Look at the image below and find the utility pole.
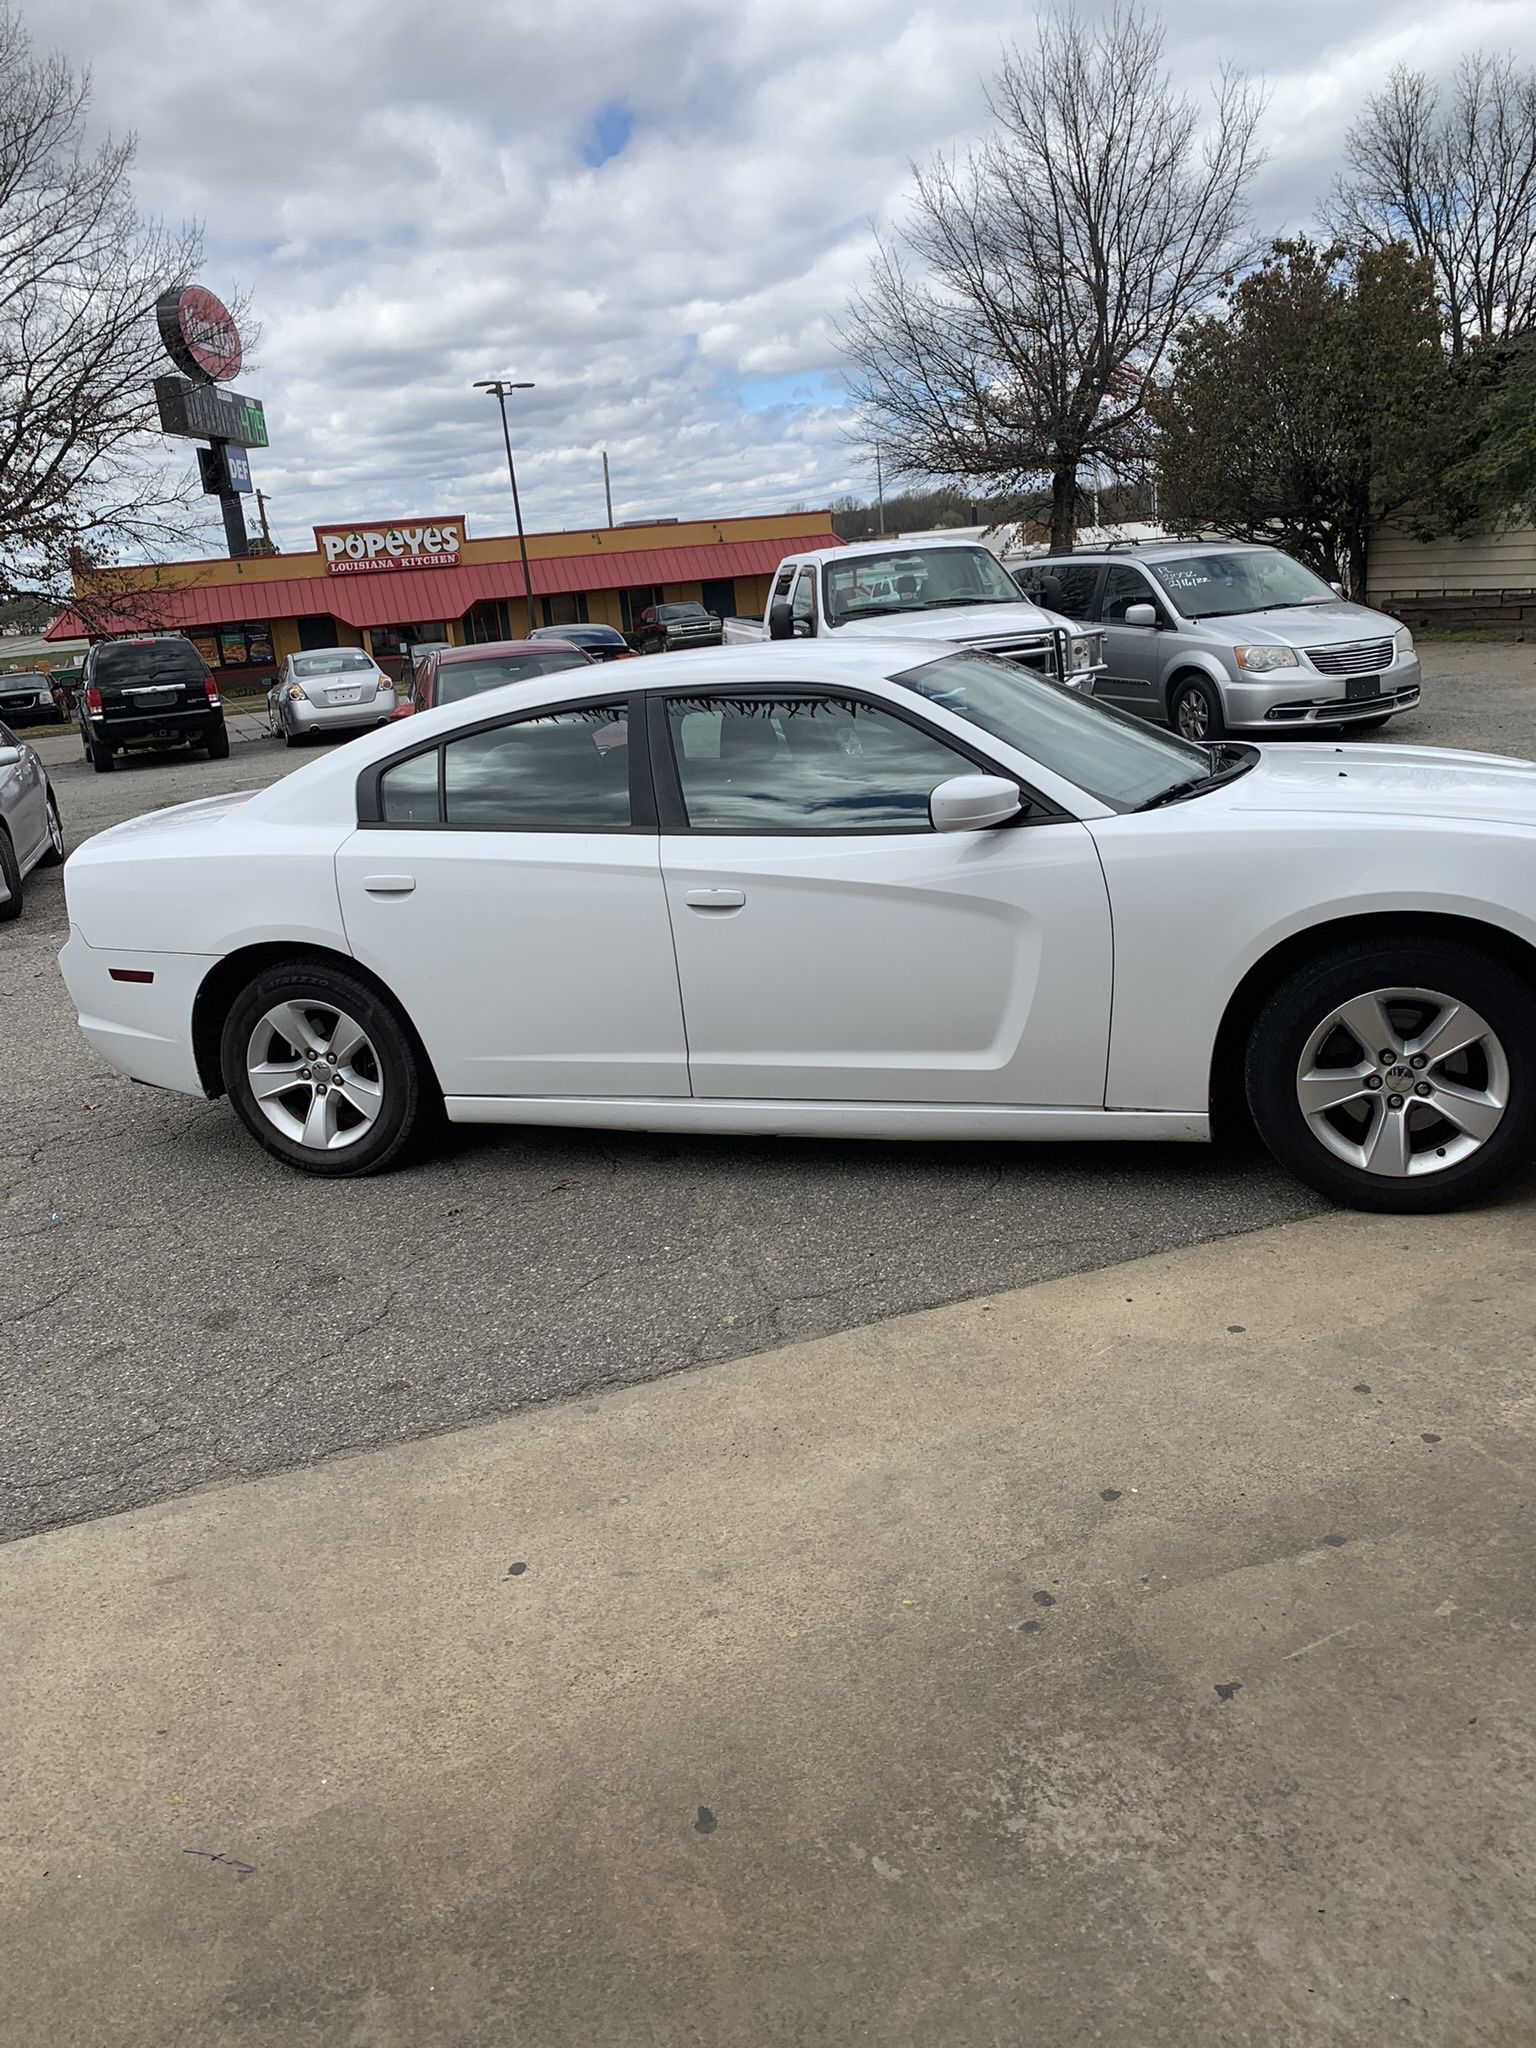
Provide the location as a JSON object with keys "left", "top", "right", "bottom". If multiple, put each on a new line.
{"left": 474, "top": 379, "right": 536, "bottom": 630}
{"left": 602, "top": 450, "right": 614, "bottom": 528}
{"left": 254, "top": 487, "right": 274, "bottom": 549}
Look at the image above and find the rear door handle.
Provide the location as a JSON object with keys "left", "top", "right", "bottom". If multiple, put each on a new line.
{"left": 363, "top": 875, "right": 416, "bottom": 895}
{"left": 684, "top": 888, "right": 745, "bottom": 911}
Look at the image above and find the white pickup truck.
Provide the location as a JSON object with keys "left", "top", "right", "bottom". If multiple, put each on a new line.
{"left": 723, "top": 536, "right": 1104, "bottom": 686}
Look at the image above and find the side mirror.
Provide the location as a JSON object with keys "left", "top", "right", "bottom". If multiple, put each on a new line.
{"left": 929, "top": 772, "right": 1025, "bottom": 833}
{"left": 1330, "top": 581, "right": 1345, "bottom": 597}
{"left": 768, "top": 600, "right": 794, "bottom": 641}
{"left": 1124, "top": 603, "right": 1160, "bottom": 628}
{"left": 0, "top": 746, "right": 20, "bottom": 768}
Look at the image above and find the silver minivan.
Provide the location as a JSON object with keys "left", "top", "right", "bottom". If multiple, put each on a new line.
{"left": 1016, "top": 541, "right": 1422, "bottom": 741}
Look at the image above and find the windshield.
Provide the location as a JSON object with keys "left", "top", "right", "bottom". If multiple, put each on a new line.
{"left": 893, "top": 650, "right": 1212, "bottom": 811}
{"left": 1153, "top": 549, "right": 1337, "bottom": 619}
{"left": 825, "top": 546, "right": 1019, "bottom": 626}
{"left": 659, "top": 604, "right": 709, "bottom": 621}
{"left": 293, "top": 650, "right": 375, "bottom": 676}
{"left": 436, "top": 650, "right": 590, "bottom": 704}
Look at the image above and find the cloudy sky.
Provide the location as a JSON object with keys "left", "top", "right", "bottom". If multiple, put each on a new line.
{"left": 30, "top": 0, "right": 1536, "bottom": 554}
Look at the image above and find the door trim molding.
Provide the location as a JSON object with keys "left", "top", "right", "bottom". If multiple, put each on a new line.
{"left": 442, "top": 1095, "right": 1208, "bottom": 1142}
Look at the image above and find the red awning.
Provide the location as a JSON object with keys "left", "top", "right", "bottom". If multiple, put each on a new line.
{"left": 47, "top": 532, "right": 842, "bottom": 639}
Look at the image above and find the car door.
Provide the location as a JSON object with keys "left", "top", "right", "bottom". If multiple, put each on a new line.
{"left": 0, "top": 721, "right": 47, "bottom": 865}
{"left": 335, "top": 693, "right": 689, "bottom": 1099}
{"left": 1094, "top": 565, "right": 1170, "bottom": 715}
{"left": 650, "top": 684, "right": 1113, "bottom": 1105}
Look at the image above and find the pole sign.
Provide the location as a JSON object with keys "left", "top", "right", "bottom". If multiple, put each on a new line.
{"left": 197, "top": 445, "right": 253, "bottom": 494}
{"left": 156, "top": 287, "right": 243, "bottom": 383}
{"left": 315, "top": 518, "right": 467, "bottom": 575}
{"left": 154, "top": 375, "right": 268, "bottom": 449}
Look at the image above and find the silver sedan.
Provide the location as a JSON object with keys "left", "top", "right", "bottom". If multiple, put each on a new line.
{"left": 269, "top": 649, "right": 397, "bottom": 746}
{"left": 0, "top": 719, "right": 64, "bottom": 921}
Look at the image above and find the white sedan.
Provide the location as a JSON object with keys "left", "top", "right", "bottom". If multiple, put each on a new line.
{"left": 58, "top": 641, "right": 1536, "bottom": 1210}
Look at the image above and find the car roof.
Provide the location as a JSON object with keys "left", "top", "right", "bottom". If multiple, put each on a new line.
{"left": 1031, "top": 539, "right": 1272, "bottom": 566}
{"left": 435, "top": 639, "right": 589, "bottom": 662}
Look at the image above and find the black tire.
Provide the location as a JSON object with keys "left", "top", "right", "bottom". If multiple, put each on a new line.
{"left": 89, "top": 740, "right": 113, "bottom": 773}
{"left": 205, "top": 724, "right": 230, "bottom": 760}
{"left": 0, "top": 827, "right": 21, "bottom": 921}
{"left": 220, "top": 959, "right": 431, "bottom": 1177}
{"left": 1246, "top": 938, "right": 1536, "bottom": 1212}
{"left": 283, "top": 727, "right": 304, "bottom": 748}
{"left": 1170, "top": 673, "right": 1227, "bottom": 743}
{"left": 37, "top": 793, "right": 64, "bottom": 867}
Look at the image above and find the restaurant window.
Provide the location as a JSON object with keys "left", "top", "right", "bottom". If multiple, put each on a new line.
{"left": 369, "top": 626, "right": 400, "bottom": 660}
{"left": 538, "top": 593, "right": 587, "bottom": 629}
{"left": 700, "top": 578, "right": 736, "bottom": 619}
{"left": 185, "top": 622, "right": 275, "bottom": 669}
{"left": 619, "top": 586, "right": 664, "bottom": 634}
{"left": 467, "top": 600, "right": 511, "bottom": 643}
{"left": 298, "top": 615, "right": 341, "bottom": 651}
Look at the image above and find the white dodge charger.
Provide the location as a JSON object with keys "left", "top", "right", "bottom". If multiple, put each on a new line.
{"left": 58, "top": 641, "right": 1536, "bottom": 1210}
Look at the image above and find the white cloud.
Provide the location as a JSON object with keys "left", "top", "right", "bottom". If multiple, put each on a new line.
{"left": 26, "top": 0, "right": 1536, "bottom": 554}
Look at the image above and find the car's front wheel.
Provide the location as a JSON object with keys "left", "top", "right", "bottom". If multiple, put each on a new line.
{"left": 221, "top": 961, "right": 430, "bottom": 1176}
{"left": 1246, "top": 939, "right": 1536, "bottom": 1211}
{"left": 1170, "top": 674, "right": 1227, "bottom": 743}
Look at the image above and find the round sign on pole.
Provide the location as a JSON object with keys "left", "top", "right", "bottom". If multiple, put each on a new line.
{"left": 156, "top": 286, "right": 243, "bottom": 384}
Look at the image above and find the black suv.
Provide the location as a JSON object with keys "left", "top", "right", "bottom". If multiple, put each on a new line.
{"left": 78, "top": 636, "right": 229, "bottom": 773}
{"left": 635, "top": 602, "right": 723, "bottom": 654}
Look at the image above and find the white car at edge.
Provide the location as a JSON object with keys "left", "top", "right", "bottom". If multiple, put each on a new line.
{"left": 58, "top": 640, "right": 1536, "bottom": 1211}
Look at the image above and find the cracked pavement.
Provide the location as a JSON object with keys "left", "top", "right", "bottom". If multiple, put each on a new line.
{"left": 4, "top": 645, "right": 1533, "bottom": 1541}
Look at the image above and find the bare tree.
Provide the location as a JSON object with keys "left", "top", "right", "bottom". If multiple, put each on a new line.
{"left": 0, "top": 5, "right": 217, "bottom": 624}
{"left": 1333, "top": 54, "right": 1536, "bottom": 356}
{"left": 841, "top": 5, "right": 1263, "bottom": 551}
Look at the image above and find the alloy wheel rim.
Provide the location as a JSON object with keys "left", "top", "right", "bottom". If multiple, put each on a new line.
{"left": 1296, "top": 985, "right": 1509, "bottom": 1177}
{"left": 48, "top": 802, "right": 62, "bottom": 854}
{"left": 246, "top": 1000, "right": 384, "bottom": 1151}
{"left": 1177, "top": 690, "right": 1210, "bottom": 740}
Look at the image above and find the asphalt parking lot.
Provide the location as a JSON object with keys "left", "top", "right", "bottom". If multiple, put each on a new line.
{"left": 4, "top": 642, "right": 1534, "bottom": 1543}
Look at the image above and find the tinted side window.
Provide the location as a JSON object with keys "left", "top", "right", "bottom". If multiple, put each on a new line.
{"left": 1023, "top": 562, "right": 1100, "bottom": 616}
{"left": 443, "top": 705, "right": 630, "bottom": 830}
{"left": 1100, "top": 566, "right": 1159, "bottom": 622}
{"left": 791, "top": 570, "right": 816, "bottom": 629}
{"left": 379, "top": 750, "right": 441, "bottom": 824}
{"left": 664, "top": 693, "right": 973, "bottom": 833}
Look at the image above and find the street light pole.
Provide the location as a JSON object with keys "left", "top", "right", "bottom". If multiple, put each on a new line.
{"left": 475, "top": 379, "right": 536, "bottom": 631}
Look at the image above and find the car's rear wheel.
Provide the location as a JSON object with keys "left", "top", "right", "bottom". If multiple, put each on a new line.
{"left": 37, "top": 794, "right": 64, "bottom": 867}
{"left": 205, "top": 725, "right": 230, "bottom": 760}
{"left": 221, "top": 960, "right": 429, "bottom": 1176}
{"left": 1246, "top": 939, "right": 1536, "bottom": 1211}
{"left": 0, "top": 828, "right": 21, "bottom": 921}
{"left": 1170, "top": 673, "right": 1227, "bottom": 742}
{"left": 89, "top": 740, "right": 113, "bottom": 773}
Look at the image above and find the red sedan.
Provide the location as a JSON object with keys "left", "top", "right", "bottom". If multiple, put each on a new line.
{"left": 390, "top": 639, "right": 596, "bottom": 719}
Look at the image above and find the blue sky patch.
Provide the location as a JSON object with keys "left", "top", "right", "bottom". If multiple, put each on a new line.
{"left": 582, "top": 101, "right": 634, "bottom": 168}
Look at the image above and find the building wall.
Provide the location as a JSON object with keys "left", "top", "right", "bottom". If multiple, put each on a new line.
{"left": 1369, "top": 522, "right": 1536, "bottom": 630}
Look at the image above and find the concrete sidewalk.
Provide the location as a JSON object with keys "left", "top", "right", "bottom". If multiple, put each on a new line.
{"left": 5, "top": 1196, "right": 1536, "bottom": 2047}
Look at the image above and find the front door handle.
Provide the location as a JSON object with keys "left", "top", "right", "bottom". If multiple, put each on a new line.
{"left": 684, "top": 888, "right": 745, "bottom": 911}
{"left": 363, "top": 875, "right": 416, "bottom": 895}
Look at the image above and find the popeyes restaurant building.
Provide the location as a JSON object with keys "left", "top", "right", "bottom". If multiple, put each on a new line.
{"left": 48, "top": 510, "right": 842, "bottom": 682}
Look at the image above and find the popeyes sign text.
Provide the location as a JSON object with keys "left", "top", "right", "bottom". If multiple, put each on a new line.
{"left": 316, "top": 518, "right": 467, "bottom": 575}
